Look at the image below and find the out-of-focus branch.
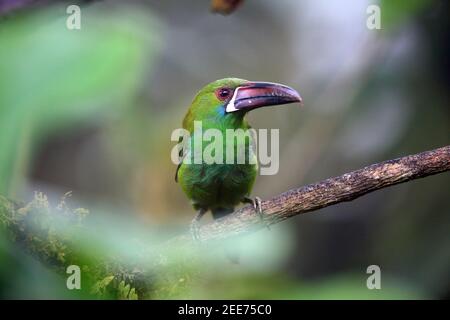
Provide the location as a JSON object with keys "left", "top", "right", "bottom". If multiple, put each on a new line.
{"left": 1, "top": 0, "right": 244, "bottom": 16}
{"left": 0, "top": 0, "right": 96, "bottom": 16}
{"left": 170, "top": 145, "right": 450, "bottom": 244}
{"left": 1, "top": 146, "right": 449, "bottom": 248}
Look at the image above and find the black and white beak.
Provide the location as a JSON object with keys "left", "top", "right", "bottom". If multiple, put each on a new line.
{"left": 225, "top": 81, "right": 302, "bottom": 113}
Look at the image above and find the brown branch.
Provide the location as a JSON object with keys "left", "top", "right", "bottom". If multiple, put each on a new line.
{"left": 172, "top": 145, "right": 450, "bottom": 244}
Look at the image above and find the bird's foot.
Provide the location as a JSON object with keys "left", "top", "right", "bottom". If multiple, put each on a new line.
{"left": 190, "top": 208, "right": 206, "bottom": 242}
{"left": 242, "top": 196, "right": 270, "bottom": 230}
{"left": 190, "top": 220, "right": 201, "bottom": 242}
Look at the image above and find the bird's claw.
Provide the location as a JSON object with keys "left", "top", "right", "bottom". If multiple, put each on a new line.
{"left": 190, "top": 208, "right": 206, "bottom": 243}
{"left": 190, "top": 219, "right": 201, "bottom": 242}
{"left": 244, "top": 196, "right": 270, "bottom": 230}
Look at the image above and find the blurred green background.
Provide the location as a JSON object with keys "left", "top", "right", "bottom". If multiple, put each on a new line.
{"left": 0, "top": 0, "right": 449, "bottom": 299}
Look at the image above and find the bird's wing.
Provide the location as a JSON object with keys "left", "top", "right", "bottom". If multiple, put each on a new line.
{"left": 175, "top": 162, "right": 182, "bottom": 182}
{"left": 175, "top": 136, "right": 185, "bottom": 183}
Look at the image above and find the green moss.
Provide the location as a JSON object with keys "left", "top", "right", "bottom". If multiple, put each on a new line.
{"left": 0, "top": 192, "right": 197, "bottom": 299}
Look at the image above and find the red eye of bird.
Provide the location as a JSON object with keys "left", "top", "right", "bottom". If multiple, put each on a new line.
{"left": 216, "top": 87, "right": 232, "bottom": 101}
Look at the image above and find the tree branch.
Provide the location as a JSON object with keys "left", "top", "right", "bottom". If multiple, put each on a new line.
{"left": 1, "top": 146, "right": 449, "bottom": 249}
{"left": 173, "top": 145, "right": 450, "bottom": 244}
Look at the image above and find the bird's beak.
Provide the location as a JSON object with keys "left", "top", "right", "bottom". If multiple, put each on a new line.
{"left": 225, "top": 81, "right": 302, "bottom": 113}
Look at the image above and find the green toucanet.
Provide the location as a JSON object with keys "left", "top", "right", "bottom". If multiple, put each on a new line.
{"left": 176, "top": 78, "right": 302, "bottom": 239}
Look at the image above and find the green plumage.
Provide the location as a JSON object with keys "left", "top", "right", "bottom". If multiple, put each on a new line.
{"left": 177, "top": 78, "right": 257, "bottom": 216}
{"left": 177, "top": 78, "right": 302, "bottom": 229}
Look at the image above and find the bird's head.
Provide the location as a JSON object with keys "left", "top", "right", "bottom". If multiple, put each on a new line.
{"left": 183, "top": 78, "right": 302, "bottom": 131}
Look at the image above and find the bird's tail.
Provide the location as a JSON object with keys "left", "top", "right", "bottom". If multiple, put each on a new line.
{"left": 211, "top": 207, "right": 240, "bottom": 264}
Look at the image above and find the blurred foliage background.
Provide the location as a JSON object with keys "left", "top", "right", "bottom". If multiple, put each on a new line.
{"left": 0, "top": 0, "right": 448, "bottom": 299}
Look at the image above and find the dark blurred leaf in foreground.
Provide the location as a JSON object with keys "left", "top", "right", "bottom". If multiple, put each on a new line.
{"left": 211, "top": 0, "right": 244, "bottom": 15}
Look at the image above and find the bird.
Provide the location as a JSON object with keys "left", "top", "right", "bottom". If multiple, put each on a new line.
{"left": 175, "top": 78, "right": 302, "bottom": 243}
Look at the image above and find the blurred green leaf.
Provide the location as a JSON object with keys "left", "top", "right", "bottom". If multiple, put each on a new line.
{"left": 118, "top": 280, "right": 138, "bottom": 300}
{"left": 91, "top": 275, "right": 115, "bottom": 296}
{"left": 381, "top": 0, "right": 429, "bottom": 29}
{"left": 0, "top": 4, "right": 162, "bottom": 195}
{"left": 187, "top": 273, "right": 425, "bottom": 299}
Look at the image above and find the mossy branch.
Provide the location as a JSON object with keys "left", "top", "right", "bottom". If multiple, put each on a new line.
{"left": 1, "top": 146, "right": 448, "bottom": 247}
{"left": 170, "top": 145, "right": 450, "bottom": 244}
{"left": 0, "top": 145, "right": 449, "bottom": 298}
